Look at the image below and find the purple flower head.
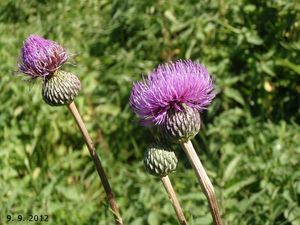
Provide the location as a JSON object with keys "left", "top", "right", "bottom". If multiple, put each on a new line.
{"left": 130, "top": 60, "right": 215, "bottom": 125}
{"left": 18, "top": 35, "right": 68, "bottom": 79}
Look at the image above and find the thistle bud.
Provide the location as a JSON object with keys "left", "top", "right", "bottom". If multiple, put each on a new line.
{"left": 144, "top": 145, "right": 178, "bottom": 177}
{"left": 42, "top": 70, "right": 81, "bottom": 106}
{"left": 164, "top": 106, "right": 201, "bottom": 143}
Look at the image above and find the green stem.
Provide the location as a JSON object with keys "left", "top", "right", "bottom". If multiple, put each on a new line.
{"left": 181, "top": 140, "right": 222, "bottom": 225}
{"left": 161, "top": 175, "right": 188, "bottom": 225}
{"left": 67, "top": 101, "right": 123, "bottom": 225}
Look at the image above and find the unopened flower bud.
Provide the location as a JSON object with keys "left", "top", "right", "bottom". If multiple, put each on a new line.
{"left": 42, "top": 70, "right": 81, "bottom": 106}
{"left": 163, "top": 106, "right": 201, "bottom": 143}
{"left": 144, "top": 145, "right": 178, "bottom": 177}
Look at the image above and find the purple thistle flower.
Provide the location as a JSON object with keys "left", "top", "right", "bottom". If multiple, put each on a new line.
{"left": 130, "top": 60, "right": 215, "bottom": 126}
{"left": 18, "top": 35, "right": 68, "bottom": 79}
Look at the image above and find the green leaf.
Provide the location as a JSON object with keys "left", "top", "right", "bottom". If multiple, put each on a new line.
{"left": 55, "top": 186, "right": 83, "bottom": 202}
{"left": 245, "top": 31, "right": 263, "bottom": 45}
{"left": 99, "top": 104, "right": 120, "bottom": 116}
{"left": 225, "top": 176, "right": 257, "bottom": 196}
{"left": 147, "top": 211, "right": 160, "bottom": 225}
{"left": 276, "top": 59, "right": 300, "bottom": 75}
{"left": 260, "top": 62, "right": 276, "bottom": 77}
{"left": 223, "top": 88, "right": 245, "bottom": 105}
{"left": 223, "top": 156, "right": 241, "bottom": 182}
{"left": 285, "top": 207, "right": 300, "bottom": 225}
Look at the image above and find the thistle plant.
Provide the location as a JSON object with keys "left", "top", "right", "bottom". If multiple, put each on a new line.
{"left": 18, "top": 35, "right": 123, "bottom": 225}
{"left": 144, "top": 145, "right": 187, "bottom": 225}
{"left": 130, "top": 60, "right": 222, "bottom": 225}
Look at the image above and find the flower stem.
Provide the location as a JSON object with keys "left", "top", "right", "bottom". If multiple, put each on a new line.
{"left": 67, "top": 101, "right": 123, "bottom": 225}
{"left": 161, "top": 175, "right": 188, "bottom": 225}
{"left": 181, "top": 140, "right": 222, "bottom": 225}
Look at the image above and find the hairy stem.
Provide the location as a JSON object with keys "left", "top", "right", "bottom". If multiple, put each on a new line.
{"left": 67, "top": 101, "right": 123, "bottom": 225}
{"left": 161, "top": 175, "right": 188, "bottom": 225}
{"left": 181, "top": 140, "right": 222, "bottom": 225}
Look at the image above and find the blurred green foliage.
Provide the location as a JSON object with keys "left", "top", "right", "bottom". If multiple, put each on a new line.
{"left": 0, "top": 0, "right": 299, "bottom": 224}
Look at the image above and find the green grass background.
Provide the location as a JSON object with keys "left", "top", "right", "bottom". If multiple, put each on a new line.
{"left": 0, "top": 0, "right": 299, "bottom": 224}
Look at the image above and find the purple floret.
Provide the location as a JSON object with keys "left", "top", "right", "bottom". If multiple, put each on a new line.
{"left": 130, "top": 60, "right": 215, "bottom": 125}
{"left": 19, "top": 35, "right": 68, "bottom": 79}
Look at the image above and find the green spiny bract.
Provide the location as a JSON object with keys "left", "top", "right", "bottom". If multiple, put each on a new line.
{"left": 42, "top": 70, "right": 81, "bottom": 106}
{"left": 163, "top": 106, "right": 201, "bottom": 143}
{"left": 144, "top": 145, "right": 178, "bottom": 177}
